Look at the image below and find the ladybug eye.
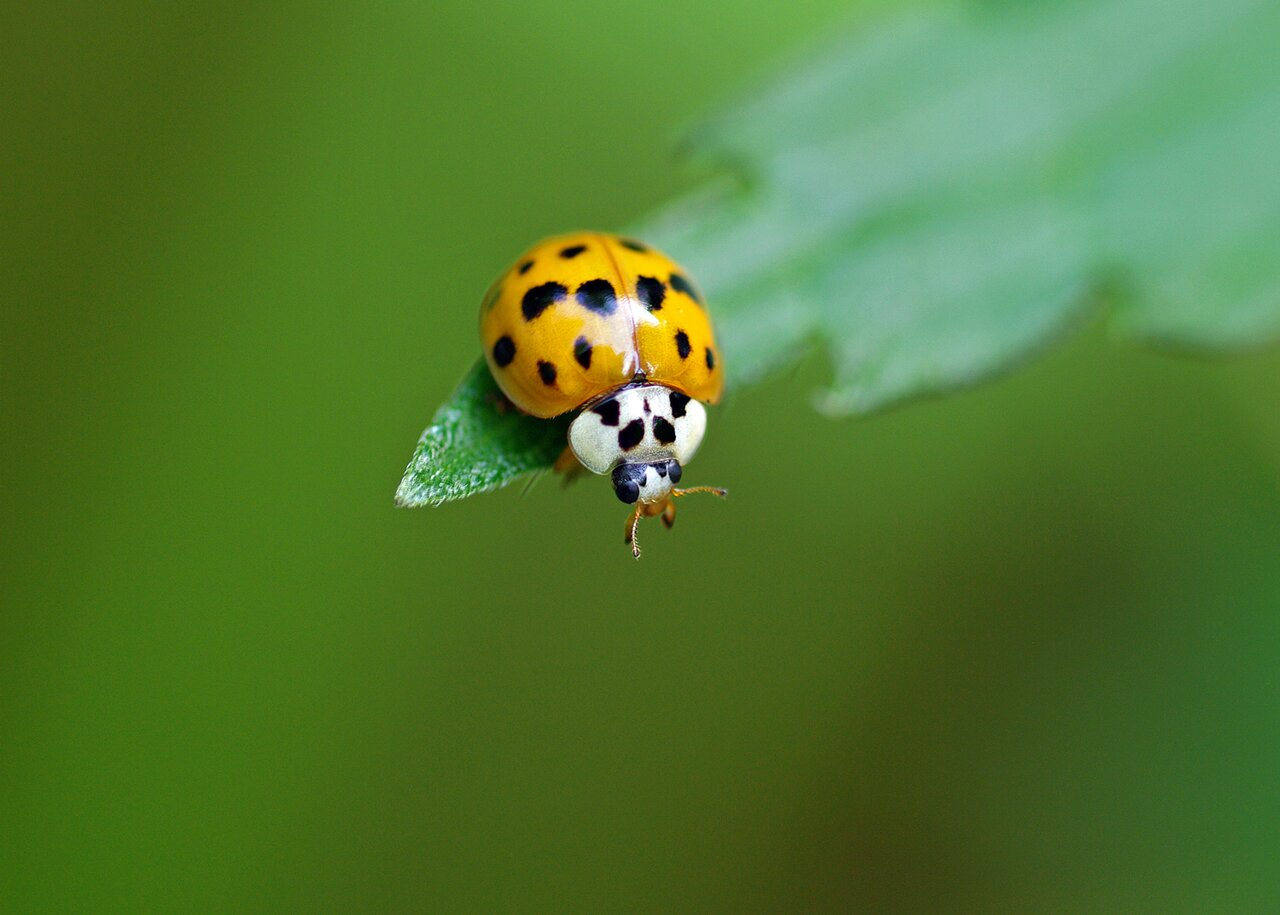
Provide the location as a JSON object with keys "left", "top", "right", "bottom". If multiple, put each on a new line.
{"left": 611, "top": 464, "right": 644, "bottom": 504}
{"left": 667, "top": 460, "right": 683, "bottom": 484}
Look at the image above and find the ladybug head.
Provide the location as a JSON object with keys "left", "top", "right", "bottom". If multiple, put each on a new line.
{"left": 610, "top": 459, "right": 682, "bottom": 504}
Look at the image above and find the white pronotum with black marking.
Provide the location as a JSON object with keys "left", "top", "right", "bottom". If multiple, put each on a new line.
{"left": 568, "top": 383, "right": 707, "bottom": 504}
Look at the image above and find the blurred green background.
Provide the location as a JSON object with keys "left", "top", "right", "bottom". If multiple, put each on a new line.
{"left": 5, "top": 1, "right": 1280, "bottom": 911}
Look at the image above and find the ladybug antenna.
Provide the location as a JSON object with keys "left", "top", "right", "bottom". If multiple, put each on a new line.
{"left": 625, "top": 506, "right": 644, "bottom": 560}
{"left": 623, "top": 487, "right": 726, "bottom": 560}
{"left": 672, "top": 486, "right": 728, "bottom": 499}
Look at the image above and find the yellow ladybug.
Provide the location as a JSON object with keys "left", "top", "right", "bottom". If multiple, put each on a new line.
{"left": 480, "top": 232, "right": 726, "bottom": 557}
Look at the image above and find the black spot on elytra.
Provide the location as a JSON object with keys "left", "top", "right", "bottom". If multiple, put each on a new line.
{"left": 492, "top": 335, "right": 516, "bottom": 367}
{"left": 518, "top": 260, "right": 533, "bottom": 275}
{"left": 669, "top": 272, "right": 703, "bottom": 305}
{"left": 668, "top": 391, "right": 690, "bottom": 418}
{"left": 620, "top": 238, "right": 648, "bottom": 253}
{"left": 636, "top": 276, "right": 665, "bottom": 311}
{"left": 537, "top": 360, "right": 557, "bottom": 385}
{"left": 576, "top": 278, "right": 616, "bottom": 316}
{"left": 705, "top": 347, "right": 716, "bottom": 370}
{"left": 592, "top": 399, "right": 620, "bottom": 426}
{"left": 643, "top": 399, "right": 651, "bottom": 414}
{"left": 675, "top": 330, "right": 692, "bottom": 359}
{"left": 522, "top": 281, "right": 566, "bottom": 321}
{"left": 559, "top": 244, "right": 587, "bottom": 259}
{"left": 573, "top": 336, "right": 592, "bottom": 369}
{"left": 653, "top": 416, "right": 676, "bottom": 445}
{"left": 618, "top": 419, "right": 645, "bottom": 450}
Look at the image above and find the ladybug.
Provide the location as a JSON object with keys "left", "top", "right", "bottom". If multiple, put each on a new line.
{"left": 480, "top": 232, "right": 726, "bottom": 558}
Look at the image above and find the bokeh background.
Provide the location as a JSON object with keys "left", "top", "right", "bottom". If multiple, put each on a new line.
{"left": 6, "top": 1, "right": 1280, "bottom": 911}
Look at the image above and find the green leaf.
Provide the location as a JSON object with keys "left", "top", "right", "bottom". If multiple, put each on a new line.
{"left": 395, "top": 362, "right": 570, "bottom": 507}
{"left": 397, "top": 0, "right": 1280, "bottom": 505}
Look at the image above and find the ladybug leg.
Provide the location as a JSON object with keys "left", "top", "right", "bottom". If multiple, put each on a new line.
{"left": 661, "top": 499, "right": 677, "bottom": 529}
{"left": 553, "top": 446, "right": 587, "bottom": 486}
